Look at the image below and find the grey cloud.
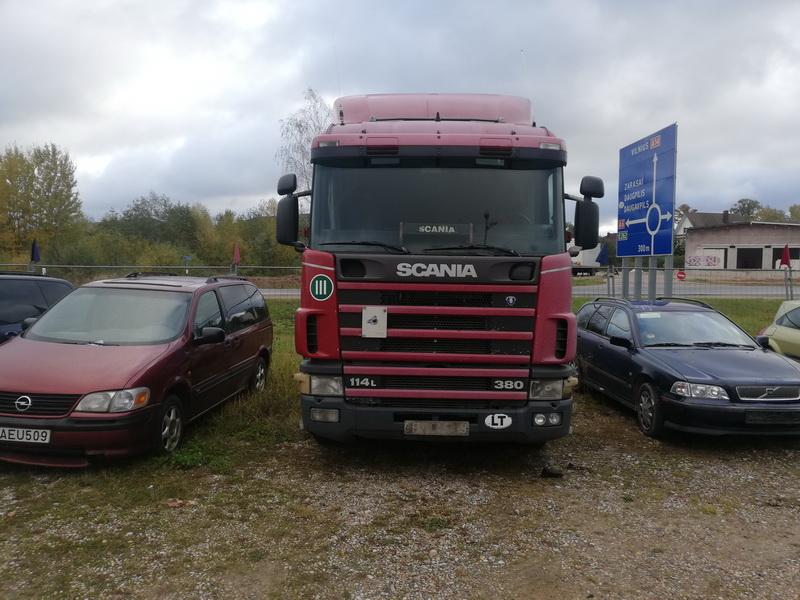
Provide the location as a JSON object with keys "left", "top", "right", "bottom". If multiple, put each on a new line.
{"left": 1, "top": 0, "right": 800, "bottom": 227}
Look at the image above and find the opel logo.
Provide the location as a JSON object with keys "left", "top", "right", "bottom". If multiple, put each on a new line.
{"left": 15, "top": 396, "right": 32, "bottom": 412}
{"left": 505, "top": 296, "right": 517, "bottom": 307}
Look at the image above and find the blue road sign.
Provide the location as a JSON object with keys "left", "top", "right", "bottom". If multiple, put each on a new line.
{"left": 617, "top": 124, "right": 677, "bottom": 257}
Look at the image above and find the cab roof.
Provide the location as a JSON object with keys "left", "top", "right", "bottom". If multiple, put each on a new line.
{"left": 314, "top": 93, "right": 565, "bottom": 153}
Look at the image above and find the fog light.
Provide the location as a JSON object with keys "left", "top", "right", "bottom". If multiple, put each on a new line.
{"left": 548, "top": 413, "right": 562, "bottom": 426}
{"left": 533, "top": 413, "right": 547, "bottom": 426}
{"left": 310, "top": 408, "right": 340, "bottom": 423}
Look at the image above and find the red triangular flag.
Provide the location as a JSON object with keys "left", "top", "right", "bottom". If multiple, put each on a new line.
{"left": 232, "top": 243, "right": 241, "bottom": 266}
{"left": 781, "top": 244, "right": 791, "bottom": 268}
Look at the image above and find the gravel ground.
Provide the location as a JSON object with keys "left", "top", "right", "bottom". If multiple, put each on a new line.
{"left": 2, "top": 390, "right": 800, "bottom": 599}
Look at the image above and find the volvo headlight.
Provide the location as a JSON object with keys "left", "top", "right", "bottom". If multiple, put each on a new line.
{"left": 75, "top": 388, "right": 151, "bottom": 413}
{"left": 670, "top": 381, "right": 729, "bottom": 400}
{"left": 310, "top": 376, "right": 343, "bottom": 396}
{"left": 530, "top": 379, "right": 564, "bottom": 400}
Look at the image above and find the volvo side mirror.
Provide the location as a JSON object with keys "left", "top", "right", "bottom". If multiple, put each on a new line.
{"left": 609, "top": 336, "right": 632, "bottom": 350}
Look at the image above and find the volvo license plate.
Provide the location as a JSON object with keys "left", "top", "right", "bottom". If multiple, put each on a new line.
{"left": 0, "top": 427, "right": 51, "bottom": 444}
{"left": 403, "top": 420, "right": 469, "bottom": 436}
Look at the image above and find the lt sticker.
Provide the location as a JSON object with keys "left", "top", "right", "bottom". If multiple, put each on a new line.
{"left": 309, "top": 274, "right": 333, "bottom": 301}
{"left": 485, "top": 414, "right": 512, "bottom": 429}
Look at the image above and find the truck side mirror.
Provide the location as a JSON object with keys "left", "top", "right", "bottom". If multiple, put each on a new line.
{"left": 580, "top": 175, "right": 604, "bottom": 199}
{"left": 574, "top": 200, "right": 599, "bottom": 250}
{"left": 277, "top": 173, "right": 297, "bottom": 196}
{"left": 276, "top": 194, "right": 300, "bottom": 247}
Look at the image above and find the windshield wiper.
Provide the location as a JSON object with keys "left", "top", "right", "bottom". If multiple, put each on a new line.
{"left": 692, "top": 342, "right": 754, "bottom": 348}
{"left": 318, "top": 241, "right": 409, "bottom": 254}
{"left": 422, "top": 243, "right": 519, "bottom": 256}
{"left": 643, "top": 342, "right": 694, "bottom": 347}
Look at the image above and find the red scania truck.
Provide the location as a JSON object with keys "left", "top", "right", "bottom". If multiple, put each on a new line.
{"left": 276, "top": 94, "right": 602, "bottom": 444}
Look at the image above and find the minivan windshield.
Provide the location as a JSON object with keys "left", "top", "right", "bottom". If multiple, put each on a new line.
{"left": 311, "top": 163, "right": 564, "bottom": 255}
{"left": 26, "top": 287, "right": 191, "bottom": 345}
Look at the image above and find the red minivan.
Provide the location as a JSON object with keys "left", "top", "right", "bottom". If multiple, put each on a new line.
{"left": 0, "top": 274, "right": 273, "bottom": 467}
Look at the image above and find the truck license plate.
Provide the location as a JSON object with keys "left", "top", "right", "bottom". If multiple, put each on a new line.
{"left": 0, "top": 427, "right": 51, "bottom": 444}
{"left": 403, "top": 420, "right": 469, "bottom": 436}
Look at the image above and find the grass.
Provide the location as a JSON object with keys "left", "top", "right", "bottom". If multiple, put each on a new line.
{"left": 0, "top": 294, "right": 788, "bottom": 597}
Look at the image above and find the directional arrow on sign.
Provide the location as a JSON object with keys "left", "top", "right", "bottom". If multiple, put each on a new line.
{"left": 626, "top": 210, "right": 671, "bottom": 228}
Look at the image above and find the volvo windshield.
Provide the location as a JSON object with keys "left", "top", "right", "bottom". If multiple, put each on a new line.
{"left": 310, "top": 163, "right": 564, "bottom": 255}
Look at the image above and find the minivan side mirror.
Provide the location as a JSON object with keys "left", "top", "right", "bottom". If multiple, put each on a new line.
{"left": 609, "top": 335, "right": 633, "bottom": 350}
{"left": 277, "top": 173, "right": 297, "bottom": 196}
{"left": 195, "top": 326, "right": 225, "bottom": 345}
{"left": 276, "top": 194, "right": 300, "bottom": 247}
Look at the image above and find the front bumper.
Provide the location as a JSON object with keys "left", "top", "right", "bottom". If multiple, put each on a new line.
{"left": 661, "top": 395, "right": 800, "bottom": 436}
{"left": 301, "top": 394, "right": 572, "bottom": 443}
{"left": 0, "top": 407, "right": 157, "bottom": 467}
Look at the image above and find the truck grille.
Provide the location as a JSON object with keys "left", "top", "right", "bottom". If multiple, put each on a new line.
{"left": 339, "top": 281, "right": 536, "bottom": 401}
{"left": 0, "top": 392, "right": 80, "bottom": 417}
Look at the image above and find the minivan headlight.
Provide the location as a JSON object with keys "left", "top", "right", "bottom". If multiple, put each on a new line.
{"left": 310, "top": 376, "right": 343, "bottom": 396}
{"left": 75, "top": 388, "right": 151, "bottom": 412}
{"left": 670, "top": 381, "right": 729, "bottom": 400}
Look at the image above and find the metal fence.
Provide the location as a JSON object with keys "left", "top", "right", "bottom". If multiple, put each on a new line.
{"left": 4, "top": 263, "right": 798, "bottom": 301}
{"left": 0, "top": 263, "right": 302, "bottom": 299}
{"left": 572, "top": 267, "right": 797, "bottom": 300}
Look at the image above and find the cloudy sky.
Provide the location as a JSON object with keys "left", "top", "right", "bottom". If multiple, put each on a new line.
{"left": 2, "top": 0, "right": 799, "bottom": 233}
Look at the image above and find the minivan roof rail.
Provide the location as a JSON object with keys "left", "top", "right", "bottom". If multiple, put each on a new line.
{"left": 124, "top": 272, "right": 177, "bottom": 279}
{"left": 205, "top": 275, "right": 248, "bottom": 283}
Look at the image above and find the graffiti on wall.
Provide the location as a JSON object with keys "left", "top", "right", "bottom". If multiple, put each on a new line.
{"left": 686, "top": 255, "right": 721, "bottom": 267}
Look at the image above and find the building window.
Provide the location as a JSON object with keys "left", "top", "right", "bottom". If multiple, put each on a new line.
{"left": 736, "top": 247, "right": 763, "bottom": 269}
{"left": 771, "top": 247, "right": 800, "bottom": 269}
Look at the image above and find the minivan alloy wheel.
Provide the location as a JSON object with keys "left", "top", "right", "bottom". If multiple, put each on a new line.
{"left": 251, "top": 356, "right": 268, "bottom": 393}
{"left": 161, "top": 403, "right": 183, "bottom": 452}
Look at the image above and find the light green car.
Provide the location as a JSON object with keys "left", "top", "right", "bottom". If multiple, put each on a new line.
{"left": 762, "top": 300, "right": 800, "bottom": 359}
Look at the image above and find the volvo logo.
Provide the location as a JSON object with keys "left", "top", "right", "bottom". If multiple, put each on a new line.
{"left": 15, "top": 396, "right": 32, "bottom": 412}
{"left": 759, "top": 387, "right": 779, "bottom": 399}
{"left": 505, "top": 296, "right": 517, "bottom": 307}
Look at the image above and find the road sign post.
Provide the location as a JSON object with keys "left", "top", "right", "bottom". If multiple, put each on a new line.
{"left": 617, "top": 124, "right": 677, "bottom": 262}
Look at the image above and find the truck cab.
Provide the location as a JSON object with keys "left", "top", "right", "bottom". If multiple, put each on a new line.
{"left": 277, "top": 93, "right": 602, "bottom": 444}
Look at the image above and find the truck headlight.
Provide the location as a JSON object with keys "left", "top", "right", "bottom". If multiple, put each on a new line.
{"left": 530, "top": 379, "right": 564, "bottom": 400}
{"left": 670, "top": 381, "right": 729, "bottom": 400}
{"left": 310, "top": 376, "right": 343, "bottom": 396}
{"left": 75, "top": 387, "right": 150, "bottom": 412}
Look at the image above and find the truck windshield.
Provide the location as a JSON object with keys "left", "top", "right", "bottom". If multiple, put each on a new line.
{"left": 310, "top": 164, "right": 564, "bottom": 255}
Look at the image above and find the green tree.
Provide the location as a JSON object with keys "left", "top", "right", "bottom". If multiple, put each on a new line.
{"left": 755, "top": 205, "right": 787, "bottom": 222}
{"left": 788, "top": 204, "right": 800, "bottom": 222}
{"left": 729, "top": 198, "right": 761, "bottom": 219}
{"left": 0, "top": 143, "right": 82, "bottom": 260}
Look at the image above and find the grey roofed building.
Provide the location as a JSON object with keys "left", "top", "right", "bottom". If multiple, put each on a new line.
{"left": 674, "top": 210, "right": 750, "bottom": 236}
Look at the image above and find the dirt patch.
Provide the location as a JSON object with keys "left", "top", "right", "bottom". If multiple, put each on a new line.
{"left": 2, "top": 391, "right": 799, "bottom": 599}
